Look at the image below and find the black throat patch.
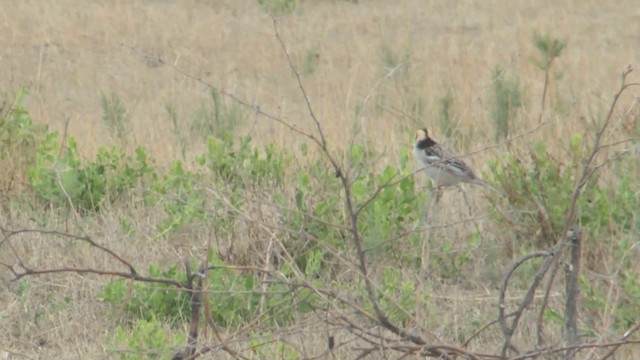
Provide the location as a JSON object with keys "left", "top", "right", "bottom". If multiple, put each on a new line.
{"left": 416, "top": 136, "right": 437, "bottom": 150}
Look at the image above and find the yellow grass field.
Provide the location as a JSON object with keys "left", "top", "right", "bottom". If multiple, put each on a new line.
{"left": 1, "top": 0, "right": 639, "bottom": 359}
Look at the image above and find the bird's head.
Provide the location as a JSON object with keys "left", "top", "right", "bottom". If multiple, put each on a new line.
{"left": 415, "top": 128, "right": 429, "bottom": 141}
{"left": 414, "top": 127, "right": 437, "bottom": 148}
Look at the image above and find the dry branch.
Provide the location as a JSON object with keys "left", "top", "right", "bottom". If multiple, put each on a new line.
{"left": 0, "top": 225, "right": 184, "bottom": 288}
{"left": 563, "top": 227, "right": 582, "bottom": 359}
{"left": 499, "top": 250, "right": 554, "bottom": 356}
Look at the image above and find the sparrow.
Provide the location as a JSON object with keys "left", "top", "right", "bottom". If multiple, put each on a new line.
{"left": 413, "top": 128, "right": 491, "bottom": 189}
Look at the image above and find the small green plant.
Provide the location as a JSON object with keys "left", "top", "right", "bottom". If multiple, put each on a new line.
{"left": 438, "top": 90, "right": 455, "bottom": 139}
{"left": 147, "top": 160, "right": 205, "bottom": 237}
{"left": 206, "top": 258, "right": 305, "bottom": 329}
{"left": 277, "top": 147, "right": 345, "bottom": 273}
{"left": 0, "top": 87, "right": 45, "bottom": 196}
{"left": 531, "top": 32, "right": 566, "bottom": 116}
{"left": 111, "top": 318, "right": 184, "bottom": 360}
{"left": 279, "top": 143, "right": 426, "bottom": 277}
{"left": 189, "top": 89, "right": 246, "bottom": 143}
{"left": 580, "top": 264, "right": 640, "bottom": 334}
{"left": 377, "top": 267, "right": 418, "bottom": 326}
{"left": 532, "top": 32, "right": 566, "bottom": 72}
{"left": 100, "top": 264, "right": 190, "bottom": 325}
{"left": 101, "top": 92, "right": 131, "bottom": 145}
{"left": 274, "top": 342, "right": 301, "bottom": 360}
{"left": 302, "top": 47, "right": 319, "bottom": 76}
{"left": 197, "top": 134, "right": 289, "bottom": 189}
{"left": 165, "top": 101, "right": 188, "bottom": 160}
{"left": 487, "top": 140, "right": 589, "bottom": 247}
{"left": 380, "top": 44, "right": 410, "bottom": 71}
{"left": 101, "top": 258, "right": 319, "bottom": 331}
{"left": 146, "top": 135, "right": 290, "bottom": 237}
{"left": 353, "top": 146, "right": 426, "bottom": 260}
{"left": 429, "top": 230, "right": 480, "bottom": 279}
{"left": 28, "top": 134, "right": 153, "bottom": 212}
{"left": 490, "top": 66, "right": 522, "bottom": 141}
{"left": 257, "top": 0, "right": 299, "bottom": 13}
{"left": 487, "top": 135, "right": 639, "bottom": 250}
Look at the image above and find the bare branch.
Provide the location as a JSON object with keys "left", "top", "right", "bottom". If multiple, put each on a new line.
{"left": 271, "top": 16, "right": 327, "bottom": 149}
{"left": 499, "top": 250, "right": 554, "bottom": 357}
{"left": 509, "top": 339, "right": 640, "bottom": 360}
{"left": 1, "top": 226, "right": 137, "bottom": 275}
{"left": 11, "top": 266, "right": 183, "bottom": 288}
{"left": 599, "top": 322, "right": 640, "bottom": 360}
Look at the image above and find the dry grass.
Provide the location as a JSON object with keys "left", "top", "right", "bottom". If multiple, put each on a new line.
{"left": 1, "top": 0, "right": 640, "bottom": 359}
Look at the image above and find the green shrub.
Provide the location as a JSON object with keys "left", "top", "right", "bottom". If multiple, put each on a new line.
{"left": 111, "top": 318, "right": 184, "bottom": 360}
{"left": 146, "top": 134, "right": 290, "bottom": 237}
{"left": 198, "top": 134, "right": 289, "bottom": 189}
{"left": 429, "top": 230, "right": 481, "bottom": 279}
{"left": 302, "top": 47, "right": 319, "bottom": 76}
{"left": 0, "top": 87, "right": 46, "bottom": 195}
{"left": 100, "top": 264, "right": 190, "bottom": 325}
{"left": 532, "top": 32, "right": 566, "bottom": 71}
{"left": 378, "top": 267, "right": 419, "bottom": 326}
{"left": 147, "top": 160, "right": 205, "bottom": 237}
{"left": 438, "top": 90, "right": 456, "bottom": 141}
{"left": 28, "top": 133, "right": 153, "bottom": 212}
{"left": 101, "top": 92, "right": 131, "bottom": 145}
{"left": 490, "top": 66, "right": 522, "bottom": 141}
{"left": 278, "top": 143, "right": 427, "bottom": 277}
{"left": 101, "top": 258, "right": 320, "bottom": 330}
{"left": 486, "top": 140, "right": 596, "bottom": 246}
{"left": 190, "top": 89, "right": 246, "bottom": 143}
{"left": 487, "top": 135, "right": 640, "bottom": 332}
{"left": 257, "top": 0, "right": 299, "bottom": 13}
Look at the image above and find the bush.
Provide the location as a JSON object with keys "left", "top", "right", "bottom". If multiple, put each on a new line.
{"left": 0, "top": 87, "right": 46, "bottom": 197}
{"left": 111, "top": 318, "right": 184, "bottom": 360}
{"left": 490, "top": 66, "right": 522, "bottom": 141}
{"left": 100, "top": 258, "right": 320, "bottom": 330}
{"left": 28, "top": 133, "right": 154, "bottom": 212}
{"left": 100, "top": 264, "right": 191, "bottom": 325}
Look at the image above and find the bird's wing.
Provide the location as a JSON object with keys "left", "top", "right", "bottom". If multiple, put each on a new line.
{"left": 423, "top": 144, "right": 477, "bottom": 180}
{"left": 444, "top": 158, "right": 477, "bottom": 180}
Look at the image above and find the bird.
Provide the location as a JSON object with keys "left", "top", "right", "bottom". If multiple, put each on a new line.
{"left": 413, "top": 128, "right": 494, "bottom": 191}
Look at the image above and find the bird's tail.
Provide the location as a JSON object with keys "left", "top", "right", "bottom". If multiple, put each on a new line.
{"left": 472, "top": 178, "right": 504, "bottom": 196}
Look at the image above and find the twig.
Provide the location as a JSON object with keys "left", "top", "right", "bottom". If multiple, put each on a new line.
{"left": 599, "top": 322, "right": 640, "bottom": 360}
{"left": 509, "top": 339, "right": 640, "bottom": 360}
{"left": 271, "top": 16, "right": 326, "bottom": 149}
{"left": 499, "top": 250, "right": 554, "bottom": 357}
{"left": 1, "top": 226, "right": 141, "bottom": 279}
{"left": 462, "top": 311, "right": 517, "bottom": 348}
